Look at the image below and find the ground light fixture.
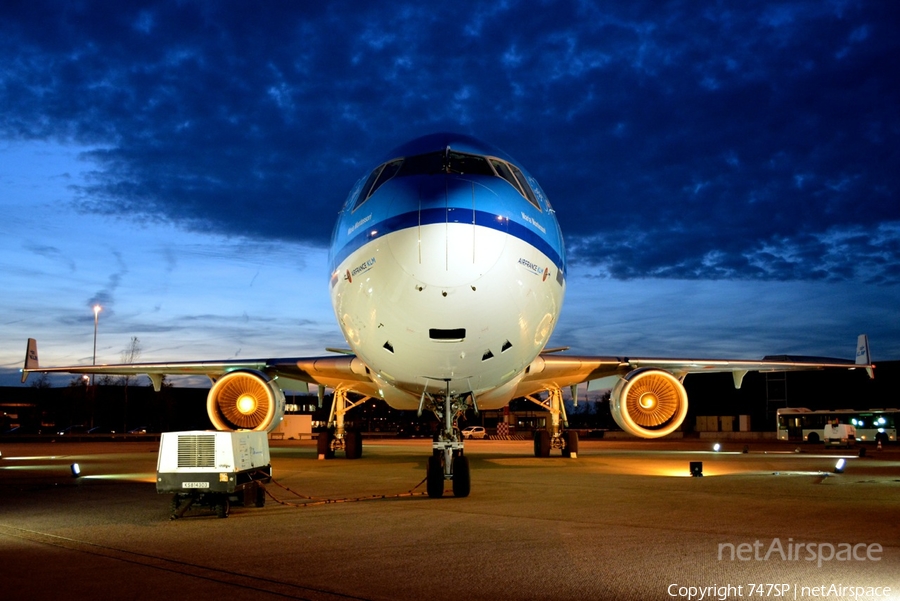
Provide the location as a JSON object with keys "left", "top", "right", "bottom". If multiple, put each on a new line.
{"left": 690, "top": 461, "right": 703, "bottom": 477}
{"left": 834, "top": 458, "right": 846, "bottom": 474}
{"left": 70, "top": 463, "right": 81, "bottom": 478}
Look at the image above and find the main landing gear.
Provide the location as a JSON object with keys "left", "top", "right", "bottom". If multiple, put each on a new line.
{"left": 526, "top": 388, "right": 579, "bottom": 458}
{"left": 422, "top": 385, "right": 472, "bottom": 498}
{"left": 318, "top": 388, "right": 367, "bottom": 460}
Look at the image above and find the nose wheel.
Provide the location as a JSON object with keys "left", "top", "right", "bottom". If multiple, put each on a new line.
{"left": 422, "top": 383, "right": 472, "bottom": 498}
{"left": 426, "top": 451, "right": 470, "bottom": 498}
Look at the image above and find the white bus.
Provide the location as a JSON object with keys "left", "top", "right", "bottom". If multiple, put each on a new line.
{"left": 776, "top": 408, "right": 897, "bottom": 445}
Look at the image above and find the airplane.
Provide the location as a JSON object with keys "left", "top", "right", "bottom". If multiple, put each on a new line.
{"left": 22, "top": 132, "right": 875, "bottom": 498}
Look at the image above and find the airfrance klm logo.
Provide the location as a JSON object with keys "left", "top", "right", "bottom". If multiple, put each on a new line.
{"left": 344, "top": 257, "right": 376, "bottom": 283}
{"left": 518, "top": 258, "right": 550, "bottom": 281}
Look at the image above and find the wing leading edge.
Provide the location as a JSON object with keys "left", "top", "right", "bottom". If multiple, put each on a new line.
{"left": 516, "top": 334, "right": 875, "bottom": 398}
{"left": 21, "top": 338, "right": 378, "bottom": 395}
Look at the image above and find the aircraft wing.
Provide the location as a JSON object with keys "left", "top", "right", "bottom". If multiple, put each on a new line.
{"left": 21, "top": 338, "right": 378, "bottom": 395}
{"left": 515, "top": 334, "right": 875, "bottom": 397}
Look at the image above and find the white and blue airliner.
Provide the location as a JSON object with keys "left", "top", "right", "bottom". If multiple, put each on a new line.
{"left": 23, "top": 132, "right": 874, "bottom": 498}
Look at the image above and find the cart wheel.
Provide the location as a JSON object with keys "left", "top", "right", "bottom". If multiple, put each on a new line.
{"left": 215, "top": 498, "right": 230, "bottom": 518}
{"left": 255, "top": 484, "right": 266, "bottom": 508}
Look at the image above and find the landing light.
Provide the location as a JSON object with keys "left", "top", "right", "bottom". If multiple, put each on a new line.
{"left": 70, "top": 463, "right": 82, "bottom": 478}
{"left": 834, "top": 458, "right": 846, "bottom": 474}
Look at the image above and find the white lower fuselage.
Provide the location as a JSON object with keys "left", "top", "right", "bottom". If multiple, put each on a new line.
{"left": 328, "top": 135, "right": 566, "bottom": 410}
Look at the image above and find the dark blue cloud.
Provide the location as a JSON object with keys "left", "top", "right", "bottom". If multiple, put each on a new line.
{"left": 1, "top": 0, "right": 897, "bottom": 282}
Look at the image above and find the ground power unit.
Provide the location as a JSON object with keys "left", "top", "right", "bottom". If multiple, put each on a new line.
{"left": 157, "top": 430, "right": 272, "bottom": 518}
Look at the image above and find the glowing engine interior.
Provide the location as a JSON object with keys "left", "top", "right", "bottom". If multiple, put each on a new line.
{"left": 610, "top": 368, "right": 689, "bottom": 438}
{"left": 207, "top": 370, "right": 285, "bottom": 432}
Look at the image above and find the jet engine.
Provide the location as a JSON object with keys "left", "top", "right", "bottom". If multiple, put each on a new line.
{"left": 207, "top": 370, "right": 285, "bottom": 432}
{"left": 610, "top": 368, "right": 688, "bottom": 438}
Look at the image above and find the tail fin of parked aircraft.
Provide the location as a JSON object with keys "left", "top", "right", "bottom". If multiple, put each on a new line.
{"left": 855, "top": 334, "right": 874, "bottom": 378}
{"left": 21, "top": 338, "right": 38, "bottom": 383}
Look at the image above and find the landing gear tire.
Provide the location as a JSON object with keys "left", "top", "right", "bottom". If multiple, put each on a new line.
{"left": 345, "top": 431, "right": 363, "bottom": 459}
{"left": 562, "top": 430, "right": 579, "bottom": 458}
{"left": 452, "top": 455, "right": 470, "bottom": 498}
{"left": 533, "top": 429, "right": 551, "bottom": 457}
{"left": 317, "top": 430, "right": 335, "bottom": 459}
{"left": 426, "top": 455, "right": 444, "bottom": 498}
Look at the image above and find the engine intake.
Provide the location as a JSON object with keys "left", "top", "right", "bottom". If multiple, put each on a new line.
{"left": 207, "top": 370, "right": 285, "bottom": 432}
{"left": 610, "top": 368, "right": 688, "bottom": 438}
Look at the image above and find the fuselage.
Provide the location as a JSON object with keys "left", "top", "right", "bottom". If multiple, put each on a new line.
{"left": 328, "top": 133, "right": 566, "bottom": 410}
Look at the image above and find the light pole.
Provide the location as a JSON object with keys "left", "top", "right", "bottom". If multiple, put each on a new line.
{"left": 91, "top": 304, "right": 101, "bottom": 385}
{"left": 90, "top": 304, "right": 101, "bottom": 429}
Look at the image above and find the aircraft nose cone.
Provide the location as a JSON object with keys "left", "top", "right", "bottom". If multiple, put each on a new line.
{"left": 387, "top": 176, "right": 507, "bottom": 287}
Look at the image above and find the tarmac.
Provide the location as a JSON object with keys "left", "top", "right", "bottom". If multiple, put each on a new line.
{"left": 0, "top": 437, "right": 898, "bottom": 601}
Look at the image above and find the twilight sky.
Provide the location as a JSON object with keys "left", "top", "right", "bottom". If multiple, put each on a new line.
{"left": 1, "top": 1, "right": 898, "bottom": 387}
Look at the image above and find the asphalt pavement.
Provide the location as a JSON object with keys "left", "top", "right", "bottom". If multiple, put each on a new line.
{"left": 1, "top": 438, "right": 898, "bottom": 600}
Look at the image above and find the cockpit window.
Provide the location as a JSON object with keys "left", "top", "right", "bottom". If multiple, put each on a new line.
{"left": 352, "top": 149, "right": 543, "bottom": 212}
{"left": 395, "top": 150, "right": 494, "bottom": 177}
{"left": 370, "top": 159, "right": 402, "bottom": 196}
{"left": 508, "top": 163, "right": 540, "bottom": 210}
{"left": 490, "top": 159, "right": 525, "bottom": 196}
{"left": 446, "top": 151, "right": 494, "bottom": 176}
{"left": 353, "top": 159, "right": 402, "bottom": 210}
{"left": 396, "top": 151, "right": 444, "bottom": 177}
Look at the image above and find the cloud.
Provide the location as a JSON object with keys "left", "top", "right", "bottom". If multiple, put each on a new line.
{"left": 86, "top": 251, "right": 127, "bottom": 313}
{"left": 23, "top": 242, "right": 76, "bottom": 272}
{"left": 0, "top": 0, "right": 897, "bottom": 284}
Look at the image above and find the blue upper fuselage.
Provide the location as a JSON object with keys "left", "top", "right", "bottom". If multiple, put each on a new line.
{"left": 329, "top": 132, "right": 566, "bottom": 279}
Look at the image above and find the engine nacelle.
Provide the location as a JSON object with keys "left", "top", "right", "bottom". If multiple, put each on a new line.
{"left": 207, "top": 370, "right": 285, "bottom": 432}
{"left": 610, "top": 368, "right": 689, "bottom": 438}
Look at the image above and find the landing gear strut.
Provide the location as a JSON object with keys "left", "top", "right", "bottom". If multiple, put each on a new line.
{"left": 422, "top": 383, "right": 472, "bottom": 498}
{"left": 527, "top": 387, "right": 578, "bottom": 458}
{"left": 318, "top": 388, "right": 368, "bottom": 460}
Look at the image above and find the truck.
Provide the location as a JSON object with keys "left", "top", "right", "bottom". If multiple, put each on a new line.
{"left": 157, "top": 430, "right": 272, "bottom": 518}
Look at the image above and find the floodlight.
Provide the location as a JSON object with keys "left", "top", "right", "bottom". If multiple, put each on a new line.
{"left": 834, "top": 458, "right": 845, "bottom": 474}
{"left": 70, "top": 463, "right": 81, "bottom": 477}
{"left": 713, "top": 443, "right": 721, "bottom": 452}
{"left": 690, "top": 461, "right": 703, "bottom": 477}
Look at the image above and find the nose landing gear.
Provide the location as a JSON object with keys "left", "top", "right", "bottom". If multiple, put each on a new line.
{"left": 423, "top": 385, "right": 473, "bottom": 498}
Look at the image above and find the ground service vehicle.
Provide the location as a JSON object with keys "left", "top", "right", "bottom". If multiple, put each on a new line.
{"left": 157, "top": 430, "right": 271, "bottom": 518}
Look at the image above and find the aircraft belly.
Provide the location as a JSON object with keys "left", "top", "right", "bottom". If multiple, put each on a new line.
{"left": 331, "top": 226, "right": 564, "bottom": 408}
